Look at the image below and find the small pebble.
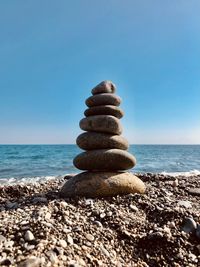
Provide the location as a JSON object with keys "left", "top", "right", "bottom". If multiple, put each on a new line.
{"left": 0, "top": 234, "right": 6, "bottom": 243}
{"left": 18, "top": 257, "right": 41, "bottom": 267}
{"left": 177, "top": 200, "right": 192, "bottom": 209}
{"left": 45, "top": 212, "right": 51, "bottom": 220}
{"left": 85, "top": 199, "right": 94, "bottom": 206}
{"left": 85, "top": 233, "right": 95, "bottom": 242}
{"left": 181, "top": 217, "right": 197, "bottom": 233}
{"left": 100, "top": 245, "right": 110, "bottom": 257}
{"left": 93, "top": 221, "right": 103, "bottom": 228}
{"left": 172, "top": 179, "right": 179, "bottom": 187}
{"left": 100, "top": 213, "right": 106, "bottom": 218}
{"left": 129, "top": 204, "right": 138, "bottom": 212}
{"left": 60, "top": 201, "right": 68, "bottom": 209}
{"left": 67, "top": 235, "right": 74, "bottom": 245}
{"left": 24, "top": 230, "right": 35, "bottom": 241}
{"left": 168, "top": 221, "right": 176, "bottom": 228}
{"left": 106, "top": 211, "right": 113, "bottom": 217}
{"left": 63, "top": 228, "right": 71, "bottom": 234}
{"left": 48, "top": 251, "right": 57, "bottom": 263}
{"left": 58, "top": 239, "right": 67, "bottom": 248}
{"left": 188, "top": 188, "right": 200, "bottom": 196}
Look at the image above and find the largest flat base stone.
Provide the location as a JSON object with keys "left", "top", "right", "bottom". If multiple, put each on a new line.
{"left": 60, "top": 172, "right": 146, "bottom": 197}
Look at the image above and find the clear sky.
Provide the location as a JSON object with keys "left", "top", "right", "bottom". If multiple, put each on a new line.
{"left": 0, "top": 1, "right": 200, "bottom": 144}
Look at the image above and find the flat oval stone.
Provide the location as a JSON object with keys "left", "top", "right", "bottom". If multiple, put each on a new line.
{"left": 73, "top": 149, "right": 136, "bottom": 171}
{"left": 84, "top": 105, "right": 124, "bottom": 119}
{"left": 80, "top": 115, "right": 122, "bottom": 135}
{"left": 76, "top": 132, "right": 129, "bottom": 150}
{"left": 85, "top": 94, "right": 121, "bottom": 107}
{"left": 60, "top": 171, "right": 146, "bottom": 197}
{"left": 188, "top": 188, "right": 200, "bottom": 196}
{"left": 91, "top": 81, "right": 116, "bottom": 95}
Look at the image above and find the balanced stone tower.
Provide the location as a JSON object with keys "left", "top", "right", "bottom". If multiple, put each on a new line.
{"left": 60, "top": 81, "right": 145, "bottom": 197}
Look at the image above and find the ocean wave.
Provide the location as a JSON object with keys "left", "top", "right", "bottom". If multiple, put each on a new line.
{"left": 5, "top": 151, "right": 19, "bottom": 155}
{"left": 30, "top": 155, "right": 45, "bottom": 160}
{"left": 1, "top": 169, "right": 200, "bottom": 186}
{"left": 0, "top": 175, "right": 58, "bottom": 186}
{"left": 7, "top": 156, "right": 29, "bottom": 160}
{"left": 161, "top": 169, "right": 200, "bottom": 177}
{"left": 0, "top": 168, "right": 15, "bottom": 173}
{"left": 7, "top": 155, "right": 45, "bottom": 160}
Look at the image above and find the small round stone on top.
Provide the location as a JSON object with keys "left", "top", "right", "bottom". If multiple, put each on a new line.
{"left": 92, "top": 80, "right": 116, "bottom": 95}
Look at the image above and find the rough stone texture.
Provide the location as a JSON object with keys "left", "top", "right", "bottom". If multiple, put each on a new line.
{"left": 85, "top": 94, "right": 121, "bottom": 107}
{"left": 60, "top": 171, "right": 145, "bottom": 197}
{"left": 91, "top": 80, "right": 116, "bottom": 95}
{"left": 73, "top": 149, "right": 136, "bottom": 171}
{"left": 1, "top": 173, "right": 200, "bottom": 266}
{"left": 84, "top": 105, "right": 124, "bottom": 119}
{"left": 80, "top": 115, "right": 122, "bottom": 135}
{"left": 76, "top": 132, "right": 129, "bottom": 150}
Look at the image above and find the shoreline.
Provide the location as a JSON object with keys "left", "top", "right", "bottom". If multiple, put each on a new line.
{"left": 1, "top": 169, "right": 200, "bottom": 186}
{"left": 0, "top": 173, "right": 200, "bottom": 266}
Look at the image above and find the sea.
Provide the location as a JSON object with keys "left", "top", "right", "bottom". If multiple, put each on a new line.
{"left": 0, "top": 145, "right": 200, "bottom": 185}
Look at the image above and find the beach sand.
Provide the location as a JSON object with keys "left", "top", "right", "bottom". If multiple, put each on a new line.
{"left": 0, "top": 173, "right": 199, "bottom": 267}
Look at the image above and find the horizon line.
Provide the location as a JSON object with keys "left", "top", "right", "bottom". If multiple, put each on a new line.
{"left": 0, "top": 143, "right": 200, "bottom": 146}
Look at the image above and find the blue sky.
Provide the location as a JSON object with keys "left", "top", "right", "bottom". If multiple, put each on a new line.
{"left": 0, "top": 0, "right": 200, "bottom": 144}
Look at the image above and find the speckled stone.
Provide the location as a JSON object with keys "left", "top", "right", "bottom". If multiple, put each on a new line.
{"left": 91, "top": 80, "right": 116, "bottom": 95}
{"left": 60, "top": 171, "right": 146, "bottom": 197}
{"left": 18, "top": 257, "right": 41, "bottom": 267}
{"left": 85, "top": 94, "right": 121, "bottom": 107}
{"left": 73, "top": 149, "right": 136, "bottom": 171}
{"left": 76, "top": 132, "right": 129, "bottom": 150}
{"left": 80, "top": 115, "right": 122, "bottom": 135}
{"left": 84, "top": 105, "right": 124, "bottom": 119}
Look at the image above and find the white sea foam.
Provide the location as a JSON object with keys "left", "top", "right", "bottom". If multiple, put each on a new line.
{"left": 160, "top": 169, "right": 200, "bottom": 177}
{"left": 0, "top": 175, "right": 58, "bottom": 186}
{"left": 1, "top": 170, "right": 200, "bottom": 186}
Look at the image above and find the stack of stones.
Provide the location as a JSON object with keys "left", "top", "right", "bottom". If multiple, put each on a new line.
{"left": 61, "top": 81, "right": 145, "bottom": 198}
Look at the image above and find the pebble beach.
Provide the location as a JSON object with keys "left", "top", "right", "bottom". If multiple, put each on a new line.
{"left": 0, "top": 173, "right": 199, "bottom": 267}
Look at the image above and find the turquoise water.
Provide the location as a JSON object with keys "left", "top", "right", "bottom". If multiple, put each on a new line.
{"left": 0, "top": 145, "right": 200, "bottom": 184}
